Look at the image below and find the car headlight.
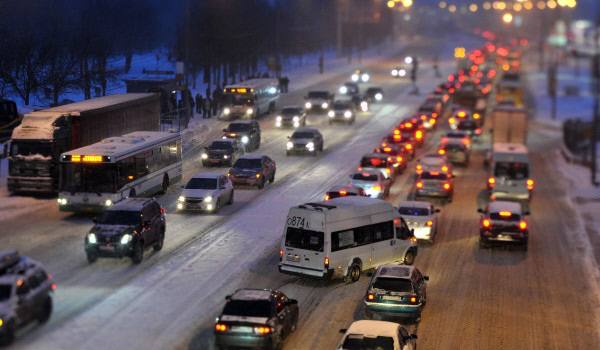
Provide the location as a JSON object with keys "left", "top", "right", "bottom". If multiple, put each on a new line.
{"left": 104, "top": 199, "right": 112, "bottom": 207}
{"left": 375, "top": 93, "right": 383, "bottom": 101}
{"left": 293, "top": 121, "right": 300, "bottom": 128}
{"left": 404, "top": 56, "right": 413, "bottom": 64}
{"left": 344, "top": 110, "right": 352, "bottom": 118}
{"left": 87, "top": 233, "right": 97, "bottom": 244}
{"left": 305, "top": 102, "right": 312, "bottom": 109}
{"left": 306, "top": 142, "right": 315, "bottom": 150}
{"left": 361, "top": 73, "right": 369, "bottom": 82}
{"left": 391, "top": 69, "right": 399, "bottom": 76}
{"left": 286, "top": 141, "right": 293, "bottom": 150}
{"left": 321, "top": 102, "right": 329, "bottom": 109}
{"left": 120, "top": 234, "right": 132, "bottom": 245}
{"left": 57, "top": 198, "right": 67, "bottom": 205}
{"left": 399, "top": 69, "right": 406, "bottom": 77}
{"left": 204, "top": 196, "right": 213, "bottom": 203}
{"left": 339, "top": 86, "right": 348, "bottom": 94}
{"left": 223, "top": 107, "right": 230, "bottom": 115}
{"left": 241, "top": 136, "right": 249, "bottom": 144}
{"left": 292, "top": 116, "right": 300, "bottom": 122}
{"left": 246, "top": 108, "right": 253, "bottom": 115}
{"left": 328, "top": 110, "right": 335, "bottom": 117}
{"left": 351, "top": 74, "right": 359, "bottom": 82}
{"left": 178, "top": 195, "right": 185, "bottom": 202}
{"left": 201, "top": 153, "right": 208, "bottom": 159}
{"left": 276, "top": 116, "right": 282, "bottom": 122}
{"left": 223, "top": 154, "right": 229, "bottom": 159}
{"left": 360, "top": 102, "right": 368, "bottom": 111}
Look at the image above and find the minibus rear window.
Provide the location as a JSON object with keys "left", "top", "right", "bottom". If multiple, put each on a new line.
{"left": 285, "top": 228, "right": 324, "bottom": 252}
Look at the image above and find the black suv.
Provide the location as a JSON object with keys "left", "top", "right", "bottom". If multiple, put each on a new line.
{"left": 85, "top": 198, "right": 166, "bottom": 264}
{"left": 202, "top": 139, "right": 245, "bottom": 167}
{"left": 214, "top": 289, "right": 299, "bottom": 350}
{"left": 228, "top": 155, "right": 276, "bottom": 189}
{"left": 0, "top": 251, "right": 55, "bottom": 345}
{"left": 222, "top": 120, "right": 261, "bottom": 151}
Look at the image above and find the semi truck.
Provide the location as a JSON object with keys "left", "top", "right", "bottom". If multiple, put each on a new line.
{"left": 8, "top": 93, "right": 160, "bottom": 194}
{"left": 491, "top": 104, "right": 528, "bottom": 145}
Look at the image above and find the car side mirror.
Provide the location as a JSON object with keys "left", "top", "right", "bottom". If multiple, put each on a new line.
{"left": 225, "top": 294, "right": 232, "bottom": 301}
{"left": 222, "top": 128, "right": 227, "bottom": 132}
{"left": 286, "top": 299, "right": 298, "bottom": 306}
{"left": 477, "top": 208, "right": 484, "bottom": 213}
{"left": 339, "top": 329, "right": 347, "bottom": 334}
{"left": 424, "top": 275, "right": 429, "bottom": 281}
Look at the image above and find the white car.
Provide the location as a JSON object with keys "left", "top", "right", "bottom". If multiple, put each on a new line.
{"left": 397, "top": 201, "right": 440, "bottom": 242}
{"left": 441, "top": 131, "right": 472, "bottom": 150}
{"left": 349, "top": 170, "right": 391, "bottom": 199}
{"left": 177, "top": 173, "right": 234, "bottom": 213}
{"left": 337, "top": 320, "right": 417, "bottom": 350}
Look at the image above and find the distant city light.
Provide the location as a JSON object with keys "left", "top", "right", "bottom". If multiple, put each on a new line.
{"left": 483, "top": 2, "right": 492, "bottom": 10}
{"left": 502, "top": 12, "right": 514, "bottom": 23}
{"left": 439, "top": 1, "right": 447, "bottom": 9}
{"left": 387, "top": 0, "right": 395, "bottom": 8}
{"left": 469, "top": 4, "right": 478, "bottom": 12}
{"left": 448, "top": 4, "right": 457, "bottom": 13}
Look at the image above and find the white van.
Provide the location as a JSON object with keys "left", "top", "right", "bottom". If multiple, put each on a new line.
{"left": 278, "top": 197, "right": 418, "bottom": 282}
{"left": 488, "top": 143, "right": 533, "bottom": 204}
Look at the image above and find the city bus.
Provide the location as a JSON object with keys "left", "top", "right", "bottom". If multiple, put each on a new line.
{"left": 219, "top": 78, "right": 280, "bottom": 120}
{"left": 57, "top": 131, "right": 182, "bottom": 212}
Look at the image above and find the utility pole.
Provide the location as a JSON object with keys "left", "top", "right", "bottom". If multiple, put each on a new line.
{"left": 548, "top": 63, "right": 557, "bottom": 120}
{"left": 591, "top": 23, "right": 600, "bottom": 186}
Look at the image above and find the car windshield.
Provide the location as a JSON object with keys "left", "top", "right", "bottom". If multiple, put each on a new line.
{"left": 0, "top": 284, "right": 11, "bottom": 301}
{"left": 458, "top": 120, "right": 476, "bottom": 130}
{"left": 342, "top": 335, "right": 395, "bottom": 350}
{"left": 227, "top": 123, "right": 251, "bottom": 132}
{"left": 334, "top": 102, "right": 351, "bottom": 109}
{"left": 97, "top": 210, "right": 140, "bottom": 226}
{"left": 185, "top": 178, "right": 217, "bottom": 189}
{"left": 285, "top": 227, "right": 324, "bottom": 252}
{"left": 308, "top": 91, "right": 329, "bottom": 99}
{"left": 209, "top": 141, "right": 233, "bottom": 150}
{"left": 361, "top": 157, "right": 388, "bottom": 168}
{"left": 282, "top": 108, "right": 302, "bottom": 116}
{"left": 444, "top": 144, "right": 466, "bottom": 152}
{"left": 373, "top": 277, "right": 414, "bottom": 293}
{"left": 367, "top": 88, "right": 382, "bottom": 94}
{"left": 494, "top": 161, "right": 529, "bottom": 180}
{"left": 223, "top": 300, "right": 272, "bottom": 318}
{"left": 352, "top": 173, "right": 378, "bottom": 181}
{"left": 446, "top": 132, "right": 467, "bottom": 138}
{"left": 292, "top": 132, "right": 314, "bottom": 139}
{"left": 421, "top": 172, "right": 448, "bottom": 180}
{"left": 234, "top": 158, "right": 262, "bottom": 169}
{"left": 398, "top": 207, "right": 429, "bottom": 216}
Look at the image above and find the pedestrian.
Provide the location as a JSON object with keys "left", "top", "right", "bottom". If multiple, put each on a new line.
{"left": 203, "top": 97, "right": 211, "bottom": 119}
{"left": 205, "top": 87, "right": 211, "bottom": 100}
{"left": 318, "top": 55, "right": 324, "bottom": 74}
{"left": 283, "top": 76, "right": 290, "bottom": 93}
{"left": 433, "top": 56, "right": 441, "bottom": 78}
{"left": 210, "top": 97, "right": 218, "bottom": 117}
{"left": 195, "top": 93, "right": 204, "bottom": 114}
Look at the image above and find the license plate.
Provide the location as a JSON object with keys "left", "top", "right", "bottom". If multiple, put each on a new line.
{"left": 286, "top": 255, "right": 300, "bottom": 262}
{"left": 99, "top": 245, "right": 114, "bottom": 252}
{"left": 383, "top": 295, "right": 402, "bottom": 301}
{"left": 497, "top": 234, "right": 514, "bottom": 241}
{"left": 230, "top": 326, "right": 253, "bottom": 333}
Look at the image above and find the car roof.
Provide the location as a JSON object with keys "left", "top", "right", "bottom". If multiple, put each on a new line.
{"left": 293, "top": 127, "right": 319, "bottom": 134}
{"left": 351, "top": 169, "right": 381, "bottom": 176}
{"left": 229, "top": 120, "right": 255, "bottom": 125}
{"left": 375, "top": 264, "right": 414, "bottom": 279}
{"left": 492, "top": 142, "right": 528, "bottom": 154}
{"left": 110, "top": 198, "right": 154, "bottom": 211}
{"left": 346, "top": 320, "right": 400, "bottom": 338}
{"left": 366, "top": 87, "right": 382, "bottom": 91}
{"left": 238, "top": 154, "right": 265, "bottom": 161}
{"left": 397, "top": 201, "right": 431, "bottom": 209}
{"left": 190, "top": 172, "right": 222, "bottom": 180}
{"left": 231, "top": 289, "right": 273, "bottom": 301}
{"left": 488, "top": 201, "right": 522, "bottom": 214}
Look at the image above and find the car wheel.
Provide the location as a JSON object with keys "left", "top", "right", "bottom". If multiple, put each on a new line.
{"left": 348, "top": 263, "right": 361, "bottom": 282}
{"left": 153, "top": 229, "right": 165, "bottom": 251}
{"left": 269, "top": 172, "right": 275, "bottom": 183}
{"left": 37, "top": 296, "right": 53, "bottom": 324}
{"left": 403, "top": 250, "right": 415, "bottom": 265}
{"left": 131, "top": 241, "right": 144, "bottom": 264}
{"left": 258, "top": 179, "right": 265, "bottom": 189}
{"left": 129, "top": 188, "right": 136, "bottom": 198}
{"left": 214, "top": 199, "right": 221, "bottom": 213}
{"left": 86, "top": 251, "right": 98, "bottom": 264}
{"left": 0, "top": 320, "right": 15, "bottom": 346}
{"left": 228, "top": 190, "right": 234, "bottom": 205}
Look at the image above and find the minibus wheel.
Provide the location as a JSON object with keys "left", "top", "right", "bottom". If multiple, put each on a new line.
{"left": 348, "top": 263, "right": 361, "bottom": 282}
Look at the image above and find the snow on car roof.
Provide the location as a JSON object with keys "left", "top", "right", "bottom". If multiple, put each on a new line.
{"left": 110, "top": 198, "right": 153, "bottom": 211}
{"left": 488, "top": 201, "right": 522, "bottom": 215}
{"left": 232, "top": 289, "right": 272, "bottom": 301}
{"left": 376, "top": 264, "right": 413, "bottom": 279}
{"left": 397, "top": 201, "right": 431, "bottom": 209}
{"left": 190, "top": 172, "right": 222, "bottom": 180}
{"left": 62, "top": 131, "right": 180, "bottom": 162}
{"left": 346, "top": 320, "right": 399, "bottom": 338}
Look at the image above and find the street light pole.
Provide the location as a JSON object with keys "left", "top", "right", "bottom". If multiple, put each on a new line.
{"left": 591, "top": 23, "right": 600, "bottom": 186}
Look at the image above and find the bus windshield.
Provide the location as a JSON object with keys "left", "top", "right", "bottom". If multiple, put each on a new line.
{"left": 285, "top": 227, "right": 324, "bottom": 252}
{"left": 223, "top": 94, "right": 254, "bottom": 106}
{"left": 60, "top": 163, "right": 116, "bottom": 193}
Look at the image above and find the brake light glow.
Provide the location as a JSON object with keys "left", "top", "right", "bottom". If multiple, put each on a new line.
{"left": 416, "top": 181, "right": 423, "bottom": 189}
{"left": 519, "top": 221, "right": 527, "bottom": 230}
{"left": 482, "top": 219, "right": 491, "bottom": 228}
{"left": 438, "top": 149, "right": 446, "bottom": 155}
{"left": 215, "top": 323, "right": 229, "bottom": 332}
{"left": 254, "top": 326, "right": 273, "bottom": 335}
{"left": 415, "top": 130, "right": 423, "bottom": 140}
{"left": 339, "top": 190, "right": 347, "bottom": 196}
{"left": 527, "top": 179, "right": 534, "bottom": 190}
{"left": 409, "top": 296, "right": 417, "bottom": 304}
{"left": 324, "top": 256, "right": 330, "bottom": 268}
{"left": 385, "top": 168, "right": 391, "bottom": 175}
{"left": 441, "top": 165, "right": 448, "bottom": 172}
{"left": 396, "top": 156, "right": 403, "bottom": 163}
{"left": 488, "top": 177, "right": 495, "bottom": 188}
{"left": 372, "top": 185, "right": 382, "bottom": 191}
{"left": 499, "top": 211, "right": 512, "bottom": 217}
{"left": 393, "top": 129, "right": 400, "bottom": 135}
{"left": 160, "top": 207, "right": 166, "bottom": 215}
{"left": 473, "top": 113, "right": 481, "bottom": 120}
{"left": 393, "top": 134, "right": 401, "bottom": 141}
{"left": 383, "top": 147, "right": 392, "bottom": 152}
{"left": 426, "top": 220, "right": 433, "bottom": 227}
{"left": 449, "top": 117, "right": 456, "bottom": 125}
{"left": 457, "top": 111, "right": 466, "bottom": 118}
{"left": 279, "top": 248, "right": 284, "bottom": 259}
{"left": 443, "top": 183, "right": 451, "bottom": 190}
{"left": 405, "top": 144, "right": 413, "bottom": 150}
{"left": 367, "top": 293, "right": 375, "bottom": 301}
{"left": 358, "top": 166, "right": 363, "bottom": 171}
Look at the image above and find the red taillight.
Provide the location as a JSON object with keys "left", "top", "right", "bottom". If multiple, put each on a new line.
{"left": 443, "top": 183, "right": 451, "bottom": 190}
{"left": 426, "top": 220, "right": 433, "bottom": 227}
{"left": 324, "top": 256, "right": 330, "bottom": 268}
{"left": 409, "top": 295, "right": 418, "bottom": 304}
{"left": 519, "top": 221, "right": 527, "bottom": 230}
{"left": 215, "top": 323, "right": 229, "bottom": 333}
{"left": 51, "top": 283, "right": 57, "bottom": 290}
{"left": 160, "top": 207, "right": 166, "bottom": 215}
{"left": 393, "top": 134, "right": 401, "bottom": 141}
{"left": 441, "top": 165, "right": 449, "bottom": 173}
{"left": 396, "top": 156, "right": 403, "bottom": 163}
{"left": 324, "top": 194, "right": 330, "bottom": 201}
{"left": 367, "top": 293, "right": 375, "bottom": 301}
{"left": 438, "top": 149, "right": 445, "bottom": 155}
{"left": 385, "top": 168, "right": 391, "bottom": 175}
{"left": 527, "top": 179, "right": 534, "bottom": 191}
{"left": 254, "top": 326, "right": 273, "bottom": 335}
{"left": 357, "top": 166, "right": 363, "bottom": 171}
{"left": 475, "top": 128, "right": 482, "bottom": 135}
{"left": 394, "top": 218, "right": 401, "bottom": 226}
{"left": 416, "top": 181, "right": 423, "bottom": 189}
{"left": 488, "top": 177, "right": 495, "bottom": 189}
{"left": 393, "top": 129, "right": 400, "bottom": 135}
{"left": 415, "top": 130, "right": 423, "bottom": 140}
{"left": 482, "top": 219, "right": 491, "bottom": 228}
{"left": 279, "top": 248, "right": 284, "bottom": 258}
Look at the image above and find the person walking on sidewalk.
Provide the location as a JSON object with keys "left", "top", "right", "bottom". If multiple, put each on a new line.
{"left": 210, "top": 97, "right": 218, "bottom": 117}
{"left": 195, "top": 93, "right": 204, "bottom": 114}
{"left": 203, "top": 97, "right": 211, "bottom": 119}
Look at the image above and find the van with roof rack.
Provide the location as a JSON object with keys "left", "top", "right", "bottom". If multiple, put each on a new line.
{"left": 278, "top": 197, "right": 417, "bottom": 282}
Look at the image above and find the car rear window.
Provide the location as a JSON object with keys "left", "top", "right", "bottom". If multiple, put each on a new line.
{"left": 458, "top": 120, "right": 477, "bottom": 129}
{"left": 494, "top": 161, "right": 529, "bottom": 180}
{"left": 398, "top": 207, "right": 429, "bottom": 216}
{"left": 285, "top": 227, "right": 324, "bottom": 252}
{"left": 0, "top": 284, "right": 11, "bottom": 301}
{"left": 420, "top": 172, "right": 449, "bottom": 180}
{"left": 308, "top": 91, "right": 329, "bottom": 99}
{"left": 373, "top": 277, "right": 413, "bottom": 292}
{"left": 343, "top": 335, "right": 395, "bottom": 350}
{"left": 360, "top": 157, "right": 388, "bottom": 168}
{"left": 223, "top": 300, "right": 272, "bottom": 318}
{"left": 352, "top": 173, "right": 378, "bottom": 181}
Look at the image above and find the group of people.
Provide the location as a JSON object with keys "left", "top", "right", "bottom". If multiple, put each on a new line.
{"left": 194, "top": 87, "right": 223, "bottom": 119}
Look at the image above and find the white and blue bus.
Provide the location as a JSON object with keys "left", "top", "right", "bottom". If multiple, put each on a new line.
{"left": 58, "top": 131, "right": 182, "bottom": 212}
{"left": 219, "top": 79, "right": 280, "bottom": 120}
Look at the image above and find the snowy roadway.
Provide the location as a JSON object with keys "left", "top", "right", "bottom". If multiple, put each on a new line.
{"left": 2, "top": 41, "right": 599, "bottom": 350}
